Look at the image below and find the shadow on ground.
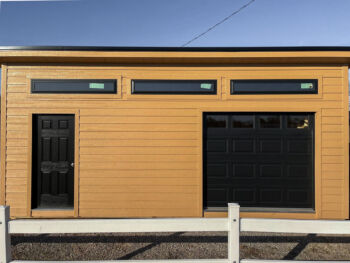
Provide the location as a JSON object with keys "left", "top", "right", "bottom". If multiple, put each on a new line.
{"left": 11, "top": 232, "right": 350, "bottom": 261}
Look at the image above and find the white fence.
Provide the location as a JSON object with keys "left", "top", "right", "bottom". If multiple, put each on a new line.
{"left": 1, "top": 203, "right": 350, "bottom": 263}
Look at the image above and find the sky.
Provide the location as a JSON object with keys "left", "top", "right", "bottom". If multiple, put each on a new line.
{"left": 0, "top": 0, "right": 350, "bottom": 47}
{"left": 0, "top": 0, "right": 350, "bottom": 90}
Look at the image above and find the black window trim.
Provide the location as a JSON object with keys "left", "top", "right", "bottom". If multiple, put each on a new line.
{"left": 31, "top": 79, "right": 117, "bottom": 94}
{"left": 231, "top": 79, "right": 318, "bottom": 95}
{"left": 131, "top": 79, "right": 217, "bottom": 95}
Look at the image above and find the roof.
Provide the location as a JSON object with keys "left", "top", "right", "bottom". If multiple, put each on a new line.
{"left": 1, "top": 46, "right": 350, "bottom": 65}
{"left": 2, "top": 46, "right": 350, "bottom": 52}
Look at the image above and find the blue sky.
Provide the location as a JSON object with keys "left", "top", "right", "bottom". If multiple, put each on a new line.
{"left": 0, "top": 0, "right": 350, "bottom": 90}
{"left": 0, "top": 0, "right": 350, "bottom": 47}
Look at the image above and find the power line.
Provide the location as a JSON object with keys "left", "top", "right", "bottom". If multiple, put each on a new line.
{"left": 182, "top": 0, "right": 256, "bottom": 47}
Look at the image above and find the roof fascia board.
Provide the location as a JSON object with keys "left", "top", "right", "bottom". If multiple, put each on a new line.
{"left": 1, "top": 50, "right": 350, "bottom": 65}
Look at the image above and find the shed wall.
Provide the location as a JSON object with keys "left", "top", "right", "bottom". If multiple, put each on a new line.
{"left": 1, "top": 64, "right": 348, "bottom": 219}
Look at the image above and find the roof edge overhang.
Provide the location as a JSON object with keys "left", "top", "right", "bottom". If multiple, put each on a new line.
{"left": 1, "top": 46, "right": 350, "bottom": 65}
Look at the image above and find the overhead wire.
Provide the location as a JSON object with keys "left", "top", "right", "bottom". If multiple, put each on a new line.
{"left": 182, "top": 0, "right": 256, "bottom": 47}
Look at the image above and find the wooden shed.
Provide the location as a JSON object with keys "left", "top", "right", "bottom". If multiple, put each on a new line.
{"left": 0, "top": 46, "right": 349, "bottom": 220}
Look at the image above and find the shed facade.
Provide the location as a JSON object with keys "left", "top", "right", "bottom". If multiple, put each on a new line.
{"left": 0, "top": 46, "right": 349, "bottom": 220}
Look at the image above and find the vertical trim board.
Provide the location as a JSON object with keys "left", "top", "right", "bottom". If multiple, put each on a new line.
{"left": 342, "top": 66, "right": 349, "bottom": 219}
{"left": 1, "top": 65, "right": 8, "bottom": 206}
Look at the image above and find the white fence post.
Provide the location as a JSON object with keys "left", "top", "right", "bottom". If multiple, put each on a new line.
{"left": 0, "top": 206, "right": 11, "bottom": 263}
{"left": 228, "top": 203, "right": 240, "bottom": 263}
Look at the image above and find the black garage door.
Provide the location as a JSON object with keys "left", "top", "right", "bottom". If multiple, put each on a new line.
{"left": 204, "top": 113, "right": 314, "bottom": 209}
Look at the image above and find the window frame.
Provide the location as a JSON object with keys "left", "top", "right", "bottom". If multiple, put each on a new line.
{"left": 31, "top": 79, "right": 117, "bottom": 94}
{"left": 232, "top": 114, "right": 255, "bottom": 129}
{"left": 287, "top": 114, "right": 311, "bottom": 129}
{"left": 26, "top": 72, "right": 122, "bottom": 100}
{"left": 131, "top": 79, "right": 217, "bottom": 95}
{"left": 231, "top": 79, "right": 318, "bottom": 95}
{"left": 124, "top": 71, "right": 222, "bottom": 101}
{"left": 258, "top": 114, "right": 282, "bottom": 129}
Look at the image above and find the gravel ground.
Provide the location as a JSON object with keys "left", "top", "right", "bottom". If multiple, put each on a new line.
{"left": 11, "top": 232, "right": 350, "bottom": 261}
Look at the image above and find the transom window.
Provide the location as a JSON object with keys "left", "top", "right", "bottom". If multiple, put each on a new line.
{"left": 207, "top": 115, "right": 227, "bottom": 128}
{"left": 259, "top": 115, "right": 281, "bottom": 128}
{"left": 232, "top": 115, "right": 254, "bottom": 128}
{"left": 31, "top": 79, "right": 117, "bottom": 94}
{"left": 231, "top": 80, "right": 318, "bottom": 94}
{"left": 131, "top": 80, "right": 217, "bottom": 94}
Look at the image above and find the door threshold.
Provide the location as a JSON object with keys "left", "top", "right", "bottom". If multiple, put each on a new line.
{"left": 32, "top": 208, "right": 74, "bottom": 211}
{"left": 31, "top": 209, "right": 75, "bottom": 218}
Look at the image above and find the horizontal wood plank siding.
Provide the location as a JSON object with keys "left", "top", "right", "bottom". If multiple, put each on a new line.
{"left": 319, "top": 71, "right": 348, "bottom": 219}
{"left": 3, "top": 65, "right": 348, "bottom": 219}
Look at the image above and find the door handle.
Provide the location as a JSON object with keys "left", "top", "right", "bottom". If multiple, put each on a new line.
{"left": 70, "top": 163, "right": 74, "bottom": 168}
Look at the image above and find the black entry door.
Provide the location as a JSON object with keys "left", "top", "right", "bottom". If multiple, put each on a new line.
{"left": 204, "top": 113, "right": 314, "bottom": 209}
{"left": 32, "top": 115, "right": 75, "bottom": 209}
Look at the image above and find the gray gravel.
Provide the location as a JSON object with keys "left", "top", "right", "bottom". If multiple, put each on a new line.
{"left": 11, "top": 232, "right": 350, "bottom": 261}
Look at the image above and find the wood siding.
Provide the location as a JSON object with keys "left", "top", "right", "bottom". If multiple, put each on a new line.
{"left": 1, "top": 65, "right": 348, "bottom": 219}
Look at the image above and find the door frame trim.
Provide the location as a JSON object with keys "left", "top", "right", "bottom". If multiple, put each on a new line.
{"left": 198, "top": 106, "right": 321, "bottom": 220}
{"left": 27, "top": 109, "right": 80, "bottom": 218}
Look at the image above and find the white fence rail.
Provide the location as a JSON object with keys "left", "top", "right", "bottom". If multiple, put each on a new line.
{"left": 1, "top": 203, "right": 350, "bottom": 263}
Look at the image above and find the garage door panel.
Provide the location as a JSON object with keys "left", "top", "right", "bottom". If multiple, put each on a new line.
{"left": 288, "top": 164, "right": 310, "bottom": 178}
{"left": 206, "top": 163, "right": 228, "bottom": 178}
{"left": 259, "top": 140, "right": 283, "bottom": 153}
{"left": 233, "top": 139, "right": 255, "bottom": 153}
{"left": 207, "top": 140, "right": 228, "bottom": 152}
{"left": 287, "top": 189, "right": 312, "bottom": 205}
{"left": 284, "top": 153, "right": 313, "bottom": 161}
{"left": 260, "top": 164, "right": 283, "bottom": 178}
{"left": 287, "top": 139, "right": 312, "bottom": 153}
{"left": 233, "top": 164, "right": 256, "bottom": 178}
{"left": 206, "top": 188, "right": 229, "bottom": 207}
{"left": 233, "top": 188, "right": 257, "bottom": 204}
{"left": 260, "top": 188, "right": 283, "bottom": 204}
{"left": 204, "top": 112, "right": 315, "bottom": 209}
